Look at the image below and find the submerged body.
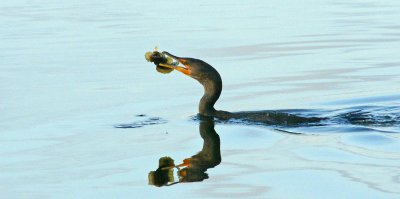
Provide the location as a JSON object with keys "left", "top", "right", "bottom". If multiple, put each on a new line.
{"left": 155, "top": 51, "right": 323, "bottom": 125}
{"left": 214, "top": 110, "right": 322, "bottom": 125}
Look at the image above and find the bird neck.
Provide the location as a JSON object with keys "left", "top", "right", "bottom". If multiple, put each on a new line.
{"left": 199, "top": 78, "right": 222, "bottom": 117}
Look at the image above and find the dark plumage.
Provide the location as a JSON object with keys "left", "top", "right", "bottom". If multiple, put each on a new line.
{"left": 161, "top": 51, "right": 323, "bottom": 125}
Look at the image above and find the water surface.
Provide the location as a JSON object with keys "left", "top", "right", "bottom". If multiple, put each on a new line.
{"left": 1, "top": 0, "right": 400, "bottom": 198}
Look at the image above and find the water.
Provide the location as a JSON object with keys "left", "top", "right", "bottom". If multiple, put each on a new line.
{"left": 1, "top": 0, "right": 400, "bottom": 198}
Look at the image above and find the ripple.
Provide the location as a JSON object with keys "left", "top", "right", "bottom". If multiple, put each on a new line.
{"left": 114, "top": 115, "right": 167, "bottom": 129}
{"left": 323, "top": 94, "right": 400, "bottom": 106}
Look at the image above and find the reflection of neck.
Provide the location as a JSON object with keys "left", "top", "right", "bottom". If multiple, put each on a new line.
{"left": 199, "top": 77, "right": 222, "bottom": 116}
{"left": 180, "top": 117, "right": 221, "bottom": 182}
{"left": 193, "top": 117, "right": 221, "bottom": 167}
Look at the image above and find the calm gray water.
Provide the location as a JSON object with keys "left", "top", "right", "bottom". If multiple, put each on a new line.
{"left": 1, "top": 0, "right": 400, "bottom": 198}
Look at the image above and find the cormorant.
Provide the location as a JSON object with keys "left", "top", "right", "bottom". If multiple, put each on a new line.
{"left": 155, "top": 51, "right": 322, "bottom": 125}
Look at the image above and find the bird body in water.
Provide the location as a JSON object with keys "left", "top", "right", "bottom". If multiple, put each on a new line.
{"left": 156, "top": 51, "right": 322, "bottom": 125}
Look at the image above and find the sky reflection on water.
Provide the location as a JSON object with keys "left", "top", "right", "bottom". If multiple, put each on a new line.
{"left": 1, "top": 0, "right": 400, "bottom": 198}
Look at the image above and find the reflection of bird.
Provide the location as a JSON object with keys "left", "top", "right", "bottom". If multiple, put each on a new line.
{"left": 177, "top": 115, "right": 221, "bottom": 182}
{"left": 159, "top": 52, "right": 323, "bottom": 125}
{"left": 148, "top": 115, "right": 221, "bottom": 186}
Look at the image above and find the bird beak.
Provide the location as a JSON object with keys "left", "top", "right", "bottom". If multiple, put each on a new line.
{"left": 176, "top": 158, "right": 192, "bottom": 167}
{"left": 162, "top": 51, "right": 191, "bottom": 76}
{"left": 160, "top": 158, "right": 192, "bottom": 171}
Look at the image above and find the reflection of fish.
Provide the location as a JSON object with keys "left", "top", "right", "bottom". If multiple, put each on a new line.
{"left": 148, "top": 116, "right": 221, "bottom": 186}
{"left": 148, "top": 157, "right": 175, "bottom": 187}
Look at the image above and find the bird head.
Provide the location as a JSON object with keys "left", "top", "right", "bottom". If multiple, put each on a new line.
{"left": 162, "top": 51, "right": 221, "bottom": 84}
